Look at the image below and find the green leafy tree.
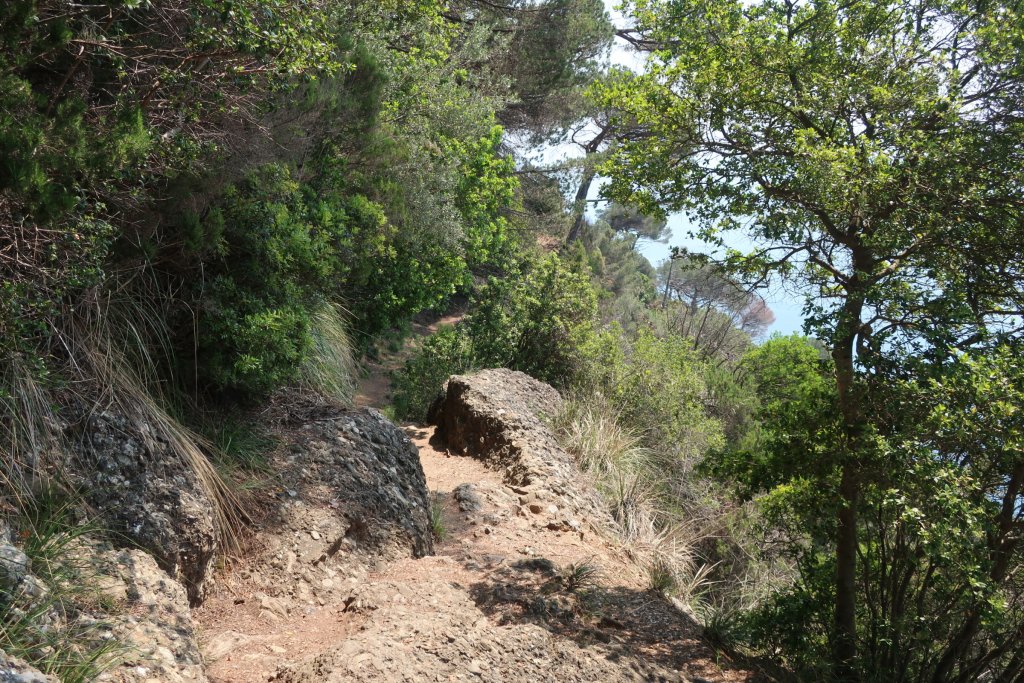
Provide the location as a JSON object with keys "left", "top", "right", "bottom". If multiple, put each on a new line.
{"left": 599, "top": 202, "right": 669, "bottom": 249}
{"left": 597, "top": 0, "right": 1024, "bottom": 678}
{"left": 448, "top": 0, "right": 613, "bottom": 137}
{"left": 719, "top": 341, "right": 1024, "bottom": 682}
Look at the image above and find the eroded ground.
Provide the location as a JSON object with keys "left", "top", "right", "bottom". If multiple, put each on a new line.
{"left": 196, "top": 423, "right": 763, "bottom": 682}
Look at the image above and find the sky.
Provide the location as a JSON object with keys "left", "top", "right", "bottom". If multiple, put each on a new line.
{"left": 593, "top": 0, "right": 807, "bottom": 336}
{"left": 634, "top": 216, "right": 807, "bottom": 336}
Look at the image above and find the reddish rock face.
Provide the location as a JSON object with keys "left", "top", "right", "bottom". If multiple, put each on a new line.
{"left": 430, "top": 369, "right": 611, "bottom": 532}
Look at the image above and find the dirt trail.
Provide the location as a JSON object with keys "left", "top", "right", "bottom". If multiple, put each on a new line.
{"left": 196, "top": 424, "right": 761, "bottom": 682}
{"left": 195, "top": 310, "right": 765, "bottom": 682}
{"left": 352, "top": 311, "right": 463, "bottom": 409}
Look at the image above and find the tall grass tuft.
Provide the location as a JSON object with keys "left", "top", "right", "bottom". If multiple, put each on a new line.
{"left": 2, "top": 485, "right": 125, "bottom": 681}
{"left": 554, "top": 397, "right": 715, "bottom": 608}
{"left": 300, "top": 301, "right": 357, "bottom": 404}
{"left": 0, "top": 357, "right": 61, "bottom": 507}
{"left": 429, "top": 492, "right": 447, "bottom": 542}
{"left": 64, "top": 288, "right": 247, "bottom": 552}
{"left": 553, "top": 398, "right": 650, "bottom": 476}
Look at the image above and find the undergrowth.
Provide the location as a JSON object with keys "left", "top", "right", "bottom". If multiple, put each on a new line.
{"left": 2, "top": 484, "right": 125, "bottom": 681}
{"left": 429, "top": 492, "right": 447, "bottom": 542}
{"left": 555, "top": 398, "right": 731, "bottom": 611}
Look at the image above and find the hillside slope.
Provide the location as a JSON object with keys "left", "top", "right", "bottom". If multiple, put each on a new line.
{"left": 194, "top": 370, "right": 765, "bottom": 682}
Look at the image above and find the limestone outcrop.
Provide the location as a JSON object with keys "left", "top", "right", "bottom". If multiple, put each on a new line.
{"left": 70, "top": 408, "right": 219, "bottom": 604}
{"left": 430, "top": 369, "right": 611, "bottom": 531}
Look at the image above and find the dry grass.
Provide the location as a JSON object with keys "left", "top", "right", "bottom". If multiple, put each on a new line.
{"left": 0, "top": 286, "right": 248, "bottom": 553}
{"left": 553, "top": 399, "right": 650, "bottom": 476}
{"left": 300, "top": 301, "right": 357, "bottom": 405}
{"left": 0, "top": 356, "right": 62, "bottom": 509}
{"left": 554, "top": 397, "right": 715, "bottom": 606}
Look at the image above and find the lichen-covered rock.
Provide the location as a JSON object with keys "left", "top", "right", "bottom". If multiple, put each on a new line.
{"left": 431, "top": 369, "right": 610, "bottom": 529}
{"left": 94, "top": 548, "right": 208, "bottom": 683}
{"left": 0, "top": 537, "right": 61, "bottom": 636}
{"left": 0, "top": 651, "right": 57, "bottom": 683}
{"left": 289, "top": 407, "right": 433, "bottom": 560}
{"left": 0, "top": 542, "right": 31, "bottom": 601}
{"left": 69, "top": 409, "right": 218, "bottom": 604}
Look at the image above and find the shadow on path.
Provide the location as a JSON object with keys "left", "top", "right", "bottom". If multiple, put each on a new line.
{"left": 466, "top": 554, "right": 779, "bottom": 682}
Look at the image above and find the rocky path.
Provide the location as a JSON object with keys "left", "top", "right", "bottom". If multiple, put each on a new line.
{"left": 195, "top": 409, "right": 764, "bottom": 682}
{"left": 188, "top": 310, "right": 769, "bottom": 683}
{"left": 352, "top": 310, "right": 464, "bottom": 409}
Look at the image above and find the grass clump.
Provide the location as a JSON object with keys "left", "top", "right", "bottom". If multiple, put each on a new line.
{"left": 299, "top": 301, "right": 358, "bottom": 404}
{"left": 560, "top": 560, "right": 600, "bottom": 594}
{"left": 1, "top": 485, "right": 125, "bottom": 682}
{"left": 429, "top": 492, "right": 447, "bottom": 542}
{"left": 554, "top": 398, "right": 723, "bottom": 611}
{"left": 647, "top": 557, "right": 678, "bottom": 595}
{"left": 552, "top": 399, "right": 649, "bottom": 477}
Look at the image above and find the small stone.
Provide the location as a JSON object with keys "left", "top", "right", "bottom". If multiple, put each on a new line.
{"left": 528, "top": 503, "right": 544, "bottom": 514}
{"left": 453, "top": 484, "right": 483, "bottom": 512}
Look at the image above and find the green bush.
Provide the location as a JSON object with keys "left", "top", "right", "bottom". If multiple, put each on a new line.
{"left": 465, "top": 253, "right": 598, "bottom": 387}
{"left": 392, "top": 326, "right": 477, "bottom": 421}
{"left": 584, "top": 326, "right": 725, "bottom": 463}
{"left": 392, "top": 253, "right": 599, "bottom": 421}
{"left": 192, "top": 133, "right": 520, "bottom": 397}
{"left": 194, "top": 164, "right": 341, "bottom": 396}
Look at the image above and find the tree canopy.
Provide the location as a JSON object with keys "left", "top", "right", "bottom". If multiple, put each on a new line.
{"left": 596, "top": 0, "right": 1024, "bottom": 678}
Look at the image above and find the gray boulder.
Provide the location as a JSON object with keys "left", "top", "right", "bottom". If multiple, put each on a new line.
{"left": 0, "top": 651, "right": 57, "bottom": 683}
{"left": 0, "top": 542, "right": 31, "bottom": 601}
{"left": 69, "top": 409, "right": 218, "bottom": 605}
{"left": 293, "top": 407, "right": 434, "bottom": 560}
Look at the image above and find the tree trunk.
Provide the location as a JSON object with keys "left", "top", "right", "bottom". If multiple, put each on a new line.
{"left": 564, "top": 125, "right": 610, "bottom": 245}
{"left": 566, "top": 165, "right": 597, "bottom": 244}
{"left": 835, "top": 459, "right": 860, "bottom": 680}
{"left": 832, "top": 293, "right": 866, "bottom": 682}
{"left": 661, "top": 256, "right": 676, "bottom": 308}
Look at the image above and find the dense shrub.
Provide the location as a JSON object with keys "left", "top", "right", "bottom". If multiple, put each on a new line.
{"left": 391, "top": 327, "right": 477, "bottom": 421}
{"left": 193, "top": 164, "right": 348, "bottom": 395}
{"left": 393, "top": 253, "right": 598, "bottom": 420}
{"left": 192, "top": 119, "right": 519, "bottom": 398}
{"left": 466, "top": 253, "right": 598, "bottom": 385}
{"left": 583, "top": 326, "right": 725, "bottom": 463}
